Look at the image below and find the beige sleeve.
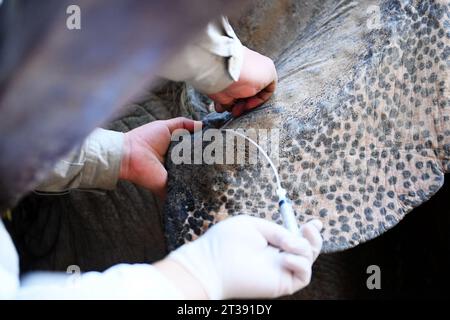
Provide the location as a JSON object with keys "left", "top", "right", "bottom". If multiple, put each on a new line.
{"left": 35, "top": 128, "right": 124, "bottom": 193}
{"left": 159, "top": 16, "right": 244, "bottom": 94}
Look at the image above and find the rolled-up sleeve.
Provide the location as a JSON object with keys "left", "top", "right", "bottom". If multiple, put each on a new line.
{"left": 159, "top": 16, "right": 244, "bottom": 94}
{"left": 35, "top": 128, "right": 124, "bottom": 193}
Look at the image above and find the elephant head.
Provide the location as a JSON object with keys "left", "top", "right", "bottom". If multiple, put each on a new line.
{"left": 164, "top": 0, "right": 450, "bottom": 252}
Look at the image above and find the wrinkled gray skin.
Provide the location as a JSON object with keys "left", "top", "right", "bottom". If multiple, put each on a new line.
{"left": 165, "top": 0, "right": 450, "bottom": 252}
{"left": 6, "top": 0, "right": 450, "bottom": 299}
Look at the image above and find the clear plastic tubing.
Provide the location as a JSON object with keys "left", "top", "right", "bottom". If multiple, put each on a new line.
{"left": 223, "top": 129, "right": 300, "bottom": 234}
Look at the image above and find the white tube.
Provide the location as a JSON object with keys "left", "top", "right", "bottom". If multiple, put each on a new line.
{"left": 222, "top": 129, "right": 299, "bottom": 234}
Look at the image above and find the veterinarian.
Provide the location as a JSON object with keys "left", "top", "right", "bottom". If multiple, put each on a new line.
{"left": 0, "top": 17, "right": 323, "bottom": 299}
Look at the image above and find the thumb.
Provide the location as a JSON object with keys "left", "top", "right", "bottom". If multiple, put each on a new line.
{"left": 164, "top": 117, "right": 202, "bottom": 133}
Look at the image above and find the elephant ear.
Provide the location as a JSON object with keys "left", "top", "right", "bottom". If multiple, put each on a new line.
{"left": 164, "top": 0, "right": 450, "bottom": 252}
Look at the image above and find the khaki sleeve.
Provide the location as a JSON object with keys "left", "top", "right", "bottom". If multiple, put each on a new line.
{"left": 35, "top": 128, "right": 124, "bottom": 193}
{"left": 159, "top": 16, "right": 244, "bottom": 94}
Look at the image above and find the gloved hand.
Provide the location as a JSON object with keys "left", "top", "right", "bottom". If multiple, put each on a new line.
{"left": 168, "top": 215, "right": 323, "bottom": 299}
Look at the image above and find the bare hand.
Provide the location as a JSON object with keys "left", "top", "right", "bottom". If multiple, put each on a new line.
{"left": 119, "top": 117, "right": 200, "bottom": 198}
{"left": 208, "top": 46, "right": 277, "bottom": 117}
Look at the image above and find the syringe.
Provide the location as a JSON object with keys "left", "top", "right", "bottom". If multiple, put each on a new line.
{"left": 276, "top": 187, "right": 300, "bottom": 234}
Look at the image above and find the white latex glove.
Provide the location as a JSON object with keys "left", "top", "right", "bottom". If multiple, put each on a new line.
{"left": 168, "top": 215, "right": 323, "bottom": 300}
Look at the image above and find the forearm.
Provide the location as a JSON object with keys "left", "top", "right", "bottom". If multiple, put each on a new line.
{"left": 16, "top": 263, "right": 189, "bottom": 299}
{"left": 154, "top": 258, "right": 209, "bottom": 300}
{"left": 35, "top": 128, "right": 124, "bottom": 193}
{"left": 2, "top": 213, "right": 204, "bottom": 300}
{"left": 159, "top": 16, "right": 243, "bottom": 94}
